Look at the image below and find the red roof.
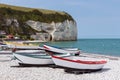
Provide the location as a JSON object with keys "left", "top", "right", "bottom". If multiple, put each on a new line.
{"left": 7, "top": 34, "right": 14, "bottom": 39}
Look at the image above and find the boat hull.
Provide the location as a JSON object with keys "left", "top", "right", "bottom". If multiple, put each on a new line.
{"left": 13, "top": 53, "right": 54, "bottom": 65}
{"left": 44, "top": 45, "right": 80, "bottom": 55}
{"left": 52, "top": 56, "right": 107, "bottom": 70}
{"left": 0, "top": 50, "right": 45, "bottom": 54}
{"left": 13, "top": 52, "right": 71, "bottom": 65}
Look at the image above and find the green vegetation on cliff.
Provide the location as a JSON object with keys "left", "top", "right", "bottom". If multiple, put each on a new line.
{"left": 0, "top": 4, "right": 74, "bottom": 23}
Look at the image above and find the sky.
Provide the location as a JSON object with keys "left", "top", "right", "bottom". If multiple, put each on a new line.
{"left": 0, "top": 0, "right": 120, "bottom": 39}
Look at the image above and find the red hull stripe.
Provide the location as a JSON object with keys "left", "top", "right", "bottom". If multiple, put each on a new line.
{"left": 52, "top": 56, "right": 107, "bottom": 64}
{"left": 43, "top": 45, "right": 50, "bottom": 50}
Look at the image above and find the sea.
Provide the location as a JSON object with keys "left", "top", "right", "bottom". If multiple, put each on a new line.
{"left": 45, "top": 39, "right": 120, "bottom": 57}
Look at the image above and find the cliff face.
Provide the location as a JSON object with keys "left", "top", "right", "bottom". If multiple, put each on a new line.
{"left": 0, "top": 4, "right": 77, "bottom": 41}
{"left": 26, "top": 20, "right": 77, "bottom": 41}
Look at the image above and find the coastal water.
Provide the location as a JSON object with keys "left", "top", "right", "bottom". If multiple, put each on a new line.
{"left": 46, "top": 39, "right": 120, "bottom": 56}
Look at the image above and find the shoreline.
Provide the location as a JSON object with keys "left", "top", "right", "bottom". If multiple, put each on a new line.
{"left": 0, "top": 53, "right": 120, "bottom": 80}
{"left": 81, "top": 52, "right": 120, "bottom": 60}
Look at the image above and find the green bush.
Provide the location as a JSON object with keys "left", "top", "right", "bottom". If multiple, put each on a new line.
{"left": 0, "top": 7, "right": 73, "bottom": 23}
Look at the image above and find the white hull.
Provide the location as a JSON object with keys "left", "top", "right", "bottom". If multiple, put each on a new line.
{"left": 8, "top": 45, "right": 44, "bottom": 49}
{"left": 23, "top": 40, "right": 46, "bottom": 43}
{"left": 13, "top": 53, "right": 53, "bottom": 65}
{"left": 44, "top": 45, "right": 80, "bottom": 55}
{"left": 0, "top": 50, "right": 45, "bottom": 54}
{"left": 0, "top": 50, "right": 12, "bottom": 54}
{"left": 13, "top": 52, "right": 71, "bottom": 65}
{"left": 52, "top": 56, "right": 107, "bottom": 70}
{"left": 16, "top": 50, "right": 45, "bottom": 53}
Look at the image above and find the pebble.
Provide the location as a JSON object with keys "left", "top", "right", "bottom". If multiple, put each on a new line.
{"left": 0, "top": 54, "right": 120, "bottom": 80}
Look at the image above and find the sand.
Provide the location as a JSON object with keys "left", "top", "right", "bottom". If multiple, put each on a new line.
{"left": 0, "top": 53, "right": 120, "bottom": 80}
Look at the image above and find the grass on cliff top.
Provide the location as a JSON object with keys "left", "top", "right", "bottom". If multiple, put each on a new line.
{"left": 0, "top": 3, "right": 65, "bottom": 15}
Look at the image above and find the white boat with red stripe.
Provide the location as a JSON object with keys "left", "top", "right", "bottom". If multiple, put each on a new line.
{"left": 51, "top": 55, "right": 107, "bottom": 70}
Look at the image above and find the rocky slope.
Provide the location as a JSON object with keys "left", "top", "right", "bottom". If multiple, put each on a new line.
{"left": 0, "top": 4, "right": 77, "bottom": 41}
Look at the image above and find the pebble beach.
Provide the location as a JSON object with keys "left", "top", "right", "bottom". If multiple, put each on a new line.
{"left": 0, "top": 53, "right": 120, "bottom": 80}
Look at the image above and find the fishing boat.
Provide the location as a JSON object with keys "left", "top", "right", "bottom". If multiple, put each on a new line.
{"left": 0, "top": 42, "right": 11, "bottom": 54}
{"left": 0, "top": 44, "right": 8, "bottom": 50}
{"left": 13, "top": 53, "right": 53, "bottom": 65}
{"left": 48, "top": 45, "right": 79, "bottom": 50}
{"left": 0, "top": 48, "right": 45, "bottom": 54}
{"left": 0, "top": 41, "right": 44, "bottom": 54}
{"left": 0, "top": 50, "right": 12, "bottom": 54}
{"left": 43, "top": 45, "right": 80, "bottom": 56}
{"left": 23, "top": 40, "right": 46, "bottom": 43}
{"left": 0, "top": 42, "right": 7, "bottom": 46}
{"left": 13, "top": 52, "right": 71, "bottom": 65}
{"left": 8, "top": 45, "right": 44, "bottom": 50}
{"left": 4, "top": 41, "right": 44, "bottom": 50}
{"left": 15, "top": 50, "right": 45, "bottom": 54}
{"left": 51, "top": 55, "right": 107, "bottom": 70}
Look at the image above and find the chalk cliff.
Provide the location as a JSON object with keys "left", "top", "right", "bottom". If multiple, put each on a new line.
{"left": 26, "top": 20, "right": 77, "bottom": 41}
{"left": 0, "top": 4, "right": 77, "bottom": 41}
